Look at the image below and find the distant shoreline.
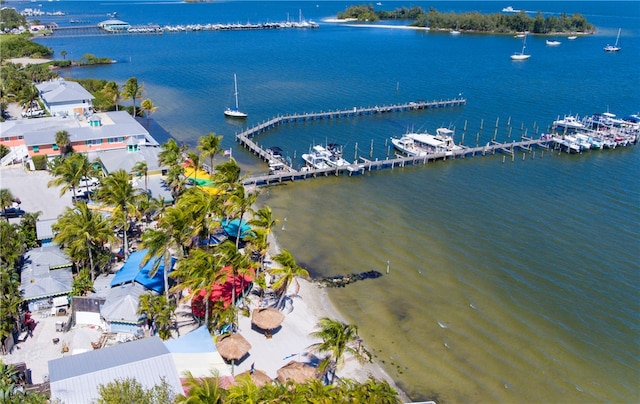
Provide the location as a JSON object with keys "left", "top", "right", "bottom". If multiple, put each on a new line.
{"left": 323, "top": 18, "right": 594, "bottom": 36}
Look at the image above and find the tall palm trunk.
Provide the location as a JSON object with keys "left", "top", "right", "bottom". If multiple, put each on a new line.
{"left": 87, "top": 240, "right": 95, "bottom": 282}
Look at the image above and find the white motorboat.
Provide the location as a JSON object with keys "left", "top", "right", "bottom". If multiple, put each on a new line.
{"left": 224, "top": 74, "right": 247, "bottom": 118}
{"left": 325, "top": 144, "right": 351, "bottom": 168}
{"left": 568, "top": 36, "right": 577, "bottom": 40}
{"left": 546, "top": 39, "right": 561, "bottom": 46}
{"left": 502, "top": 6, "right": 521, "bottom": 13}
{"left": 302, "top": 145, "right": 331, "bottom": 169}
{"left": 552, "top": 115, "right": 585, "bottom": 133}
{"left": 391, "top": 128, "right": 463, "bottom": 157}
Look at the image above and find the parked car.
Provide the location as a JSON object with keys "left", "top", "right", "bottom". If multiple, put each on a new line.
{"left": 71, "top": 189, "right": 93, "bottom": 202}
{"left": 79, "top": 176, "right": 99, "bottom": 188}
{"left": 0, "top": 207, "right": 26, "bottom": 218}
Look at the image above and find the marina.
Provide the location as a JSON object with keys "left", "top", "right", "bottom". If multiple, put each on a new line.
{"left": 235, "top": 99, "right": 637, "bottom": 186}
{"left": 44, "top": 19, "right": 319, "bottom": 37}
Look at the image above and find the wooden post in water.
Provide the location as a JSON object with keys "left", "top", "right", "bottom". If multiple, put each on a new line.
{"left": 507, "top": 126, "right": 512, "bottom": 142}
{"left": 354, "top": 142, "right": 358, "bottom": 162}
{"left": 493, "top": 117, "right": 499, "bottom": 141}
{"left": 370, "top": 139, "right": 374, "bottom": 158}
{"left": 461, "top": 120, "right": 467, "bottom": 146}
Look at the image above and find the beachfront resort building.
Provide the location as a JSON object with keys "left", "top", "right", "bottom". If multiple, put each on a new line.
{"left": 0, "top": 110, "right": 160, "bottom": 168}
{"left": 36, "top": 78, "right": 94, "bottom": 118}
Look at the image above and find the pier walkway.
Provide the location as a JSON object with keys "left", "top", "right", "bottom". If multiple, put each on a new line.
{"left": 241, "top": 137, "right": 551, "bottom": 186}
{"left": 235, "top": 98, "right": 637, "bottom": 187}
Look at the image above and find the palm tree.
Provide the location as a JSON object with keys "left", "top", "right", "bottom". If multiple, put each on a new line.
{"left": 165, "top": 164, "right": 187, "bottom": 200}
{"left": 70, "top": 268, "right": 94, "bottom": 297}
{"left": 0, "top": 266, "right": 22, "bottom": 353}
{"left": 140, "top": 204, "right": 193, "bottom": 297}
{"left": 186, "top": 151, "right": 204, "bottom": 187}
{"left": 140, "top": 98, "right": 158, "bottom": 127}
{"left": 308, "top": 318, "right": 368, "bottom": 385}
{"left": 54, "top": 130, "right": 70, "bottom": 156}
{"left": 95, "top": 169, "right": 141, "bottom": 259}
{"left": 137, "top": 292, "right": 175, "bottom": 340}
{"left": 121, "top": 77, "right": 143, "bottom": 118}
{"left": 175, "top": 371, "right": 226, "bottom": 403}
{"left": 158, "top": 138, "right": 186, "bottom": 168}
{"left": 170, "top": 247, "right": 227, "bottom": 329}
{"left": 53, "top": 202, "right": 116, "bottom": 281}
{"left": 178, "top": 187, "right": 223, "bottom": 246}
{"left": 0, "top": 189, "right": 15, "bottom": 222}
{"left": 248, "top": 205, "right": 278, "bottom": 267}
{"left": 213, "top": 158, "right": 242, "bottom": 189}
{"left": 48, "top": 153, "right": 92, "bottom": 201}
{"left": 131, "top": 160, "right": 149, "bottom": 192}
{"left": 214, "top": 240, "right": 255, "bottom": 329}
{"left": 224, "top": 184, "right": 258, "bottom": 249}
{"left": 271, "top": 249, "right": 309, "bottom": 309}
{"left": 197, "top": 133, "right": 222, "bottom": 176}
{"left": 0, "top": 221, "right": 24, "bottom": 268}
{"left": 19, "top": 84, "right": 38, "bottom": 116}
{"left": 103, "top": 81, "right": 119, "bottom": 111}
{"left": 60, "top": 50, "right": 67, "bottom": 59}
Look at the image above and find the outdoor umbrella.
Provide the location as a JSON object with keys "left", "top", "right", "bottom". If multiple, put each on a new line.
{"left": 215, "top": 333, "right": 252, "bottom": 361}
{"left": 251, "top": 307, "right": 285, "bottom": 331}
{"left": 276, "top": 361, "right": 317, "bottom": 384}
{"left": 235, "top": 369, "right": 273, "bottom": 388}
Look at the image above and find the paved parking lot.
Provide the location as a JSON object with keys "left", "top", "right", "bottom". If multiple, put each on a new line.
{"left": 0, "top": 165, "right": 72, "bottom": 222}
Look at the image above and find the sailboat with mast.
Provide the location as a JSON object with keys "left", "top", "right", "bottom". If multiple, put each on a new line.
{"left": 510, "top": 33, "right": 531, "bottom": 60}
{"left": 604, "top": 28, "right": 621, "bottom": 52}
{"left": 224, "top": 73, "right": 247, "bottom": 118}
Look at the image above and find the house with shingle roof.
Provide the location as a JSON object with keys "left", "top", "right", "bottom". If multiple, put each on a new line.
{"left": 36, "top": 78, "right": 94, "bottom": 117}
{"left": 20, "top": 245, "right": 73, "bottom": 312}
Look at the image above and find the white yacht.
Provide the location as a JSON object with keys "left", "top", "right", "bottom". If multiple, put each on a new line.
{"left": 391, "top": 128, "right": 463, "bottom": 157}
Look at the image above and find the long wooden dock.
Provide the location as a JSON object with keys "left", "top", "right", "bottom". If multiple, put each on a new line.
{"left": 234, "top": 98, "right": 639, "bottom": 187}
{"left": 236, "top": 98, "right": 466, "bottom": 163}
{"left": 241, "top": 137, "right": 552, "bottom": 186}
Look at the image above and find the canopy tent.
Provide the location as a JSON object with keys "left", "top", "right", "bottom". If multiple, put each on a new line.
{"left": 191, "top": 266, "right": 255, "bottom": 318}
{"left": 221, "top": 218, "right": 255, "bottom": 240}
{"left": 110, "top": 249, "right": 176, "bottom": 294}
{"left": 164, "top": 326, "right": 231, "bottom": 378}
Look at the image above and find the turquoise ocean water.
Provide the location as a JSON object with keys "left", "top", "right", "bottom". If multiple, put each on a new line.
{"left": 28, "top": 1, "right": 639, "bottom": 401}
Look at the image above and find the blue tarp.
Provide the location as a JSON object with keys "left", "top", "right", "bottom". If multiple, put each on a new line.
{"left": 164, "top": 326, "right": 217, "bottom": 354}
{"left": 110, "top": 249, "right": 175, "bottom": 294}
{"left": 221, "top": 218, "right": 254, "bottom": 239}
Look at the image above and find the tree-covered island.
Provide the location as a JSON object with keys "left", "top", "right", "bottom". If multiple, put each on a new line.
{"left": 337, "top": 4, "right": 595, "bottom": 35}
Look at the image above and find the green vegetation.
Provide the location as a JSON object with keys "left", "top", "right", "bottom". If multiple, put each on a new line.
{"left": 95, "top": 377, "right": 176, "bottom": 404}
{"left": 97, "top": 374, "right": 400, "bottom": 403}
{"left": 338, "top": 4, "right": 595, "bottom": 34}
{"left": 0, "top": 7, "right": 28, "bottom": 31}
{"left": 0, "top": 35, "right": 53, "bottom": 59}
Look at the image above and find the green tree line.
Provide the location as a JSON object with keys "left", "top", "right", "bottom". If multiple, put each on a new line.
{"left": 338, "top": 4, "right": 595, "bottom": 34}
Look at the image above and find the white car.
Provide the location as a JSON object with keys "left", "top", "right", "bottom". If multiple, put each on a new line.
{"left": 79, "top": 176, "right": 99, "bottom": 188}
